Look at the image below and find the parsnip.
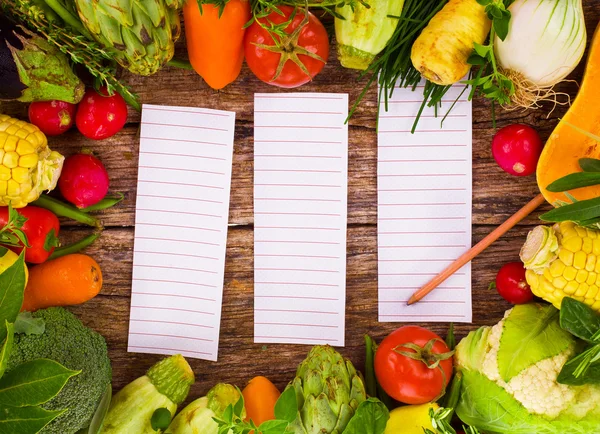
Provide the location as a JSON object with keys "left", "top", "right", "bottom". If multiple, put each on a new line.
{"left": 411, "top": 0, "right": 491, "bottom": 85}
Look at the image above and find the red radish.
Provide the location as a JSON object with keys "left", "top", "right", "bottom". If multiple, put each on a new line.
{"left": 76, "top": 87, "right": 127, "bottom": 140}
{"left": 495, "top": 262, "right": 534, "bottom": 304}
{"left": 58, "top": 153, "right": 109, "bottom": 208}
{"left": 28, "top": 100, "right": 76, "bottom": 136}
{"left": 491, "top": 124, "right": 542, "bottom": 176}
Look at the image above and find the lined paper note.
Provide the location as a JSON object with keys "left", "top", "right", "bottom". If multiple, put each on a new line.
{"left": 378, "top": 83, "right": 472, "bottom": 323}
{"left": 128, "top": 104, "right": 235, "bottom": 361}
{"left": 254, "top": 93, "right": 348, "bottom": 346}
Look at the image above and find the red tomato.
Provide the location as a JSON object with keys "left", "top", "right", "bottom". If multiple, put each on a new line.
{"left": 495, "top": 262, "right": 534, "bottom": 304}
{"left": 76, "top": 87, "right": 127, "bottom": 140}
{"left": 28, "top": 100, "right": 76, "bottom": 136}
{"left": 0, "top": 206, "right": 60, "bottom": 264}
{"left": 491, "top": 124, "right": 542, "bottom": 176}
{"left": 375, "top": 326, "right": 453, "bottom": 405}
{"left": 244, "top": 6, "right": 329, "bottom": 88}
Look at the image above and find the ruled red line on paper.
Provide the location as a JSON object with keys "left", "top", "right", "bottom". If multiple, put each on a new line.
{"left": 130, "top": 104, "right": 235, "bottom": 362}
{"left": 254, "top": 93, "right": 348, "bottom": 347}
{"left": 377, "top": 82, "right": 472, "bottom": 324}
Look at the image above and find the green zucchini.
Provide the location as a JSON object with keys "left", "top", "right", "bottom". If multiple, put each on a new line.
{"left": 335, "top": 0, "right": 405, "bottom": 70}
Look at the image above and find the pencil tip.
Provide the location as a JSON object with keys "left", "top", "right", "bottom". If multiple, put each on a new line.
{"left": 406, "top": 297, "right": 416, "bottom": 306}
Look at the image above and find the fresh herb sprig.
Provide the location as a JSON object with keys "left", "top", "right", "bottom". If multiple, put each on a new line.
{"left": 465, "top": 0, "right": 515, "bottom": 126}
{"left": 2, "top": 0, "right": 141, "bottom": 110}
{"left": 0, "top": 205, "right": 29, "bottom": 250}
{"left": 350, "top": 0, "right": 451, "bottom": 132}
{"left": 423, "top": 407, "right": 482, "bottom": 434}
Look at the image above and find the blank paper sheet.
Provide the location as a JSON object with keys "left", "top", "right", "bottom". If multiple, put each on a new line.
{"left": 254, "top": 93, "right": 348, "bottom": 346}
{"left": 128, "top": 104, "right": 235, "bottom": 361}
{"left": 378, "top": 84, "right": 473, "bottom": 323}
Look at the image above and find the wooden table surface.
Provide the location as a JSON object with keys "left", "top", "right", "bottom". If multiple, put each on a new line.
{"left": 2, "top": 4, "right": 600, "bottom": 400}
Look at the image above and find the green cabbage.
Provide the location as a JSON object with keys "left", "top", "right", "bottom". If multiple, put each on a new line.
{"left": 455, "top": 304, "right": 600, "bottom": 433}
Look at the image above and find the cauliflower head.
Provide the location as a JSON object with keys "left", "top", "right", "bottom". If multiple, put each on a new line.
{"left": 455, "top": 303, "right": 600, "bottom": 434}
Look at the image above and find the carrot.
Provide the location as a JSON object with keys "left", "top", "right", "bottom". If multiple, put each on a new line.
{"left": 242, "top": 376, "right": 280, "bottom": 426}
{"left": 22, "top": 254, "right": 102, "bottom": 311}
{"left": 410, "top": 0, "right": 491, "bottom": 85}
{"left": 183, "top": 0, "right": 251, "bottom": 90}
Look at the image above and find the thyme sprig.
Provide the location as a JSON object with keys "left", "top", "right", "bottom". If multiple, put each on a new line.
{"left": 2, "top": 0, "right": 141, "bottom": 110}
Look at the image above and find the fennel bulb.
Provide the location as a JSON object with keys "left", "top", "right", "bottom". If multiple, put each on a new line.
{"left": 494, "top": 0, "right": 586, "bottom": 107}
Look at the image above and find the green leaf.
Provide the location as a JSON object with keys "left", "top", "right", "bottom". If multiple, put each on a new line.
{"left": 467, "top": 54, "right": 487, "bottom": 66}
{"left": 497, "top": 304, "right": 572, "bottom": 382}
{"left": 0, "top": 247, "right": 7, "bottom": 257}
{"left": 547, "top": 172, "right": 600, "bottom": 192}
{"left": 472, "top": 42, "right": 491, "bottom": 58}
{"left": 493, "top": 9, "right": 511, "bottom": 40}
{"left": 233, "top": 393, "right": 245, "bottom": 419}
{"left": 0, "top": 252, "right": 26, "bottom": 342}
{"left": 342, "top": 398, "right": 390, "bottom": 434}
{"left": 0, "top": 405, "right": 65, "bottom": 434}
{"left": 540, "top": 196, "right": 600, "bottom": 223}
{"left": 559, "top": 297, "right": 600, "bottom": 343}
{"left": 0, "top": 358, "right": 80, "bottom": 407}
{"left": 274, "top": 386, "right": 297, "bottom": 423}
{"left": 14, "top": 312, "right": 45, "bottom": 336}
{"left": 256, "top": 419, "right": 289, "bottom": 434}
{"left": 85, "top": 383, "right": 111, "bottom": 434}
{"left": 557, "top": 345, "right": 600, "bottom": 385}
{"left": 0, "top": 322, "right": 14, "bottom": 380}
{"left": 579, "top": 158, "right": 600, "bottom": 172}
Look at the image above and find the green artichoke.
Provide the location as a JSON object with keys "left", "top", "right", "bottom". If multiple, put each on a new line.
{"left": 286, "top": 346, "right": 367, "bottom": 434}
{"left": 73, "top": 0, "right": 183, "bottom": 76}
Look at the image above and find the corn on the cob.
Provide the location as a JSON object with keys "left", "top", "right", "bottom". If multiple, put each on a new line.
{"left": 520, "top": 222, "right": 600, "bottom": 312}
{"left": 0, "top": 114, "right": 64, "bottom": 208}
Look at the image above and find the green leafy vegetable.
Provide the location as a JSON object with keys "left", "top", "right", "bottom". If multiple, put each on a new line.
{"left": 0, "top": 252, "right": 26, "bottom": 343}
{"left": 342, "top": 398, "right": 389, "bottom": 434}
{"left": 0, "top": 358, "right": 80, "bottom": 407}
{"left": 273, "top": 385, "right": 297, "bottom": 423}
{"left": 540, "top": 196, "right": 600, "bottom": 223}
{"left": 0, "top": 404, "right": 65, "bottom": 434}
{"left": 560, "top": 297, "right": 600, "bottom": 342}
{"left": 14, "top": 312, "right": 45, "bottom": 336}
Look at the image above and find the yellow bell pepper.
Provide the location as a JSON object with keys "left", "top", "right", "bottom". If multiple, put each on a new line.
{"left": 385, "top": 403, "right": 439, "bottom": 434}
{"left": 0, "top": 248, "right": 28, "bottom": 285}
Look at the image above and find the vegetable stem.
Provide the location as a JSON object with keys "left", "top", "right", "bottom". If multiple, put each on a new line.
{"left": 49, "top": 232, "right": 102, "bottom": 260}
{"left": 364, "top": 335, "right": 377, "bottom": 398}
{"left": 80, "top": 193, "right": 124, "bottom": 212}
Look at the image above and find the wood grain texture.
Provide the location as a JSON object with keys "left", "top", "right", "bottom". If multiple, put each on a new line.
{"left": 1, "top": 2, "right": 599, "bottom": 402}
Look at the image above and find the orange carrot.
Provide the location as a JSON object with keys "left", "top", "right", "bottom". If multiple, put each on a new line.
{"left": 242, "top": 376, "right": 280, "bottom": 426}
{"left": 183, "top": 0, "right": 251, "bottom": 90}
{"left": 22, "top": 254, "right": 102, "bottom": 311}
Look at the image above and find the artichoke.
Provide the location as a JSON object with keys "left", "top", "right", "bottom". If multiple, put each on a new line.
{"left": 286, "top": 346, "right": 367, "bottom": 434}
{"left": 72, "top": 0, "right": 183, "bottom": 76}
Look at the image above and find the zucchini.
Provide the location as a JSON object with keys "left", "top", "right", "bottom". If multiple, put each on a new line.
{"left": 335, "top": 0, "right": 405, "bottom": 70}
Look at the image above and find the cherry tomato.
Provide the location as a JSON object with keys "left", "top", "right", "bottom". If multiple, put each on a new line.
{"left": 244, "top": 6, "right": 329, "bottom": 88}
{"left": 76, "top": 87, "right": 127, "bottom": 140}
{"left": 28, "top": 100, "right": 76, "bottom": 136}
{"left": 491, "top": 124, "right": 543, "bottom": 176}
{"left": 375, "top": 325, "right": 453, "bottom": 405}
{"left": 495, "top": 262, "right": 534, "bottom": 304}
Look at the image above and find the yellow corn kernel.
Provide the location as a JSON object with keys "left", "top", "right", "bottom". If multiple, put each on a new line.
{"left": 560, "top": 221, "right": 576, "bottom": 235}
{"left": 19, "top": 183, "right": 32, "bottom": 195}
{"left": 3, "top": 152, "right": 18, "bottom": 169}
{"left": 585, "top": 298, "right": 595, "bottom": 306}
{"left": 564, "top": 280, "right": 579, "bottom": 295}
{"left": 0, "top": 166, "right": 9, "bottom": 182}
{"left": 7, "top": 180, "right": 19, "bottom": 196}
{"left": 576, "top": 282, "right": 589, "bottom": 297}
{"left": 33, "top": 131, "right": 45, "bottom": 146}
{"left": 0, "top": 181, "right": 7, "bottom": 196}
{"left": 18, "top": 154, "right": 38, "bottom": 169}
{"left": 540, "top": 278, "right": 556, "bottom": 296}
{"left": 16, "top": 139, "right": 35, "bottom": 156}
{"left": 13, "top": 127, "right": 28, "bottom": 140}
{"left": 553, "top": 277, "right": 568, "bottom": 289}
{"left": 588, "top": 228, "right": 598, "bottom": 239}
{"left": 11, "top": 168, "right": 29, "bottom": 184}
{"left": 576, "top": 226, "right": 588, "bottom": 238}
{"left": 550, "top": 260, "right": 566, "bottom": 277}
{"left": 594, "top": 239, "right": 600, "bottom": 256}
{"left": 543, "top": 268, "right": 553, "bottom": 282}
{"left": 587, "top": 285, "right": 599, "bottom": 299}
{"left": 593, "top": 301, "right": 600, "bottom": 311}
{"left": 583, "top": 238, "right": 593, "bottom": 254}
{"left": 574, "top": 251, "right": 587, "bottom": 269}
{"left": 562, "top": 236, "right": 583, "bottom": 253}
{"left": 3, "top": 135, "right": 17, "bottom": 152}
{"left": 588, "top": 272, "right": 597, "bottom": 285}
{"left": 576, "top": 269, "right": 589, "bottom": 284}
{"left": 586, "top": 255, "right": 597, "bottom": 272}
{"left": 559, "top": 249, "right": 574, "bottom": 267}
{"left": 564, "top": 266, "right": 577, "bottom": 281}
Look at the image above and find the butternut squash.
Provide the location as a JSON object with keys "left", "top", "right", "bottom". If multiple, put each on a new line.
{"left": 537, "top": 23, "right": 600, "bottom": 205}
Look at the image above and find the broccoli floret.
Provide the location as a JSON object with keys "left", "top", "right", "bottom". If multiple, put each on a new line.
{"left": 7, "top": 307, "right": 112, "bottom": 434}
